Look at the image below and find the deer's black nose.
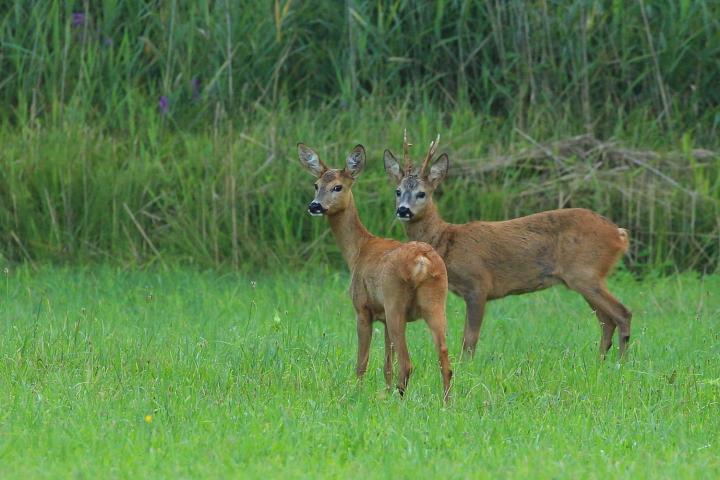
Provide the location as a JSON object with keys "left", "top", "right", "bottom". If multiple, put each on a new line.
{"left": 396, "top": 206, "right": 413, "bottom": 219}
{"left": 308, "top": 202, "right": 326, "bottom": 215}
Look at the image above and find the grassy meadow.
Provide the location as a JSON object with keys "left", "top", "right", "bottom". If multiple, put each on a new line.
{"left": 1, "top": 267, "right": 719, "bottom": 478}
{"left": 1, "top": 1, "right": 720, "bottom": 478}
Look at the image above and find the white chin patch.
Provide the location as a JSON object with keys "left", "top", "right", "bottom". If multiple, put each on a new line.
{"left": 397, "top": 216, "right": 411, "bottom": 222}
{"left": 309, "top": 211, "right": 325, "bottom": 217}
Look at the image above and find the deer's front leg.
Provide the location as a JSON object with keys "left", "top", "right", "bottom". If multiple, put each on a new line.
{"left": 462, "top": 290, "right": 487, "bottom": 359}
{"left": 355, "top": 309, "right": 373, "bottom": 378}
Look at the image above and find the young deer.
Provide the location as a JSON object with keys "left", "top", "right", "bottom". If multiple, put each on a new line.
{"left": 298, "top": 143, "right": 452, "bottom": 399}
{"left": 384, "top": 132, "right": 632, "bottom": 360}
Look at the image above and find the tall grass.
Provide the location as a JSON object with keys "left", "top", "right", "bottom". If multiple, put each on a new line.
{"left": 0, "top": 1, "right": 718, "bottom": 271}
{"left": 0, "top": 105, "right": 717, "bottom": 272}
{"left": 1, "top": 1, "right": 718, "bottom": 139}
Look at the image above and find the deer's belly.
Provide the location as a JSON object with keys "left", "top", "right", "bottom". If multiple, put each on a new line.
{"left": 348, "top": 283, "right": 385, "bottom": 319}
{"left": 491, "top": 275, "right": 561, "bottom": 298}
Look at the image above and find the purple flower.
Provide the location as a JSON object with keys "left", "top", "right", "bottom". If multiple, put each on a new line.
{"left": 71, "top": 12, "right": 86, "bottom": 27}
{"left": 191, "top": 77, "right": 201, "bottom": 101}
{"left": 158, "top": 96, "right": 169, "bottom": 115}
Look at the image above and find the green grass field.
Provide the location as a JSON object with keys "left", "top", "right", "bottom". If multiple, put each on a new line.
{"left": 1, "top": 2, "right": 719, "bottom": 477}
{"left": 1, "top": 266, "right": 718, "bottom": 478}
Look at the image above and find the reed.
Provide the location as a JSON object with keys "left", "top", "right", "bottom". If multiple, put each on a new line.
{"left": 1, "top": 1, "right": 718, "bottom": 140}
{"left": 0, "top": 105, "right": 717, "bottom": 272}
{"left": 0, "top": 1, "right": 718, "bottom": 272}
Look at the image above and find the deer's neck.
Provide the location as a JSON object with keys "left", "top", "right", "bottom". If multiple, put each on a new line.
{"left": 327, "top": 193, "right": 372, "bottom": 268}
{"left": 405, "top": 201, "right": 450, "bottom": 247}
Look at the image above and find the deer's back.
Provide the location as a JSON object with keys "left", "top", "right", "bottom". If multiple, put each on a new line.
{"left": 438, "top": 208, "right": 626, "bottom": 298}
{"left": 349, "top": 238, "right": 447, "bottom": 320}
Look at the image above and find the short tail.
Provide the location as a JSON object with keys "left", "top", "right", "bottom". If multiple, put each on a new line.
{"left": 618, "top": 228, "right": 630, "bottom": 253}
{"left": 410, "top": 255, "right": 432, "bottom": 284}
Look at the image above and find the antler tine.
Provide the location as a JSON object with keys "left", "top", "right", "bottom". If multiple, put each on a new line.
{"left": 419, "top": 133, "right": 440, "bottom": 177}
{"left": 402, "top": 128, "right": 413, "bottom": 174}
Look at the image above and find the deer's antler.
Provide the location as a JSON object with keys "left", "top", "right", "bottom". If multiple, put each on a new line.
{"left": 419, "top": 134, "right": 440, "bottom": 177}
{"left": 402, "top": 128, "right": 414, "bottom": 174}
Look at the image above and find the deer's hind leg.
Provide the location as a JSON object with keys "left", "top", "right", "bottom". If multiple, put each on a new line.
{"left": 416, "top": 281, "right": 453, "bottom": 401}
{"left": 383, "top": 324, "right": 394, "bottom": 390}
{"left": 355, "top": 308, "right": 373, "bottom": 378}
{"left": 585, "top": 298, "right": 616, "bottom": 359}
{"left": 570, "top": 278, "right": 632, "bottom": 359}
{"left": 384, "top": 299, "right": 412, "bottom": 397}
{"left": 423, "top": 307, "right": 453, "bottom": 402}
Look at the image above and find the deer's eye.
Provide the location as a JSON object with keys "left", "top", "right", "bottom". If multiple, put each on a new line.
{"left": 332, "top": 185, "right": 343, "bottom": 192}
{"left": 417, "top": 192, "right": 426, "bottom": 199}
{"left": 396, "top": 189, "right": 401, "bottom": 197}
{"left": 314, "top": 184, "right": 318, "bottom": 191}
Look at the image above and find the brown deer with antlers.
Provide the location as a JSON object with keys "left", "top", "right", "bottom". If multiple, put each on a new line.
{"left": 384, "top": 132, "right": 632, "bottom": 360}
{"left": 298, "top": 143, "right": 452, "bottom": 399}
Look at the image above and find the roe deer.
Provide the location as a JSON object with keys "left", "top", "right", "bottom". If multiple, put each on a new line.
{"left": 298, "top": 143, "right": 452, "bottom": 399}
{"left": 384, "top": 132, "right": 632, "bottom": 360}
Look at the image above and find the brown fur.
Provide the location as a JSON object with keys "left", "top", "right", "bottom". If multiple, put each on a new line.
{"left": 385, "top": 141, "right": 633, "bottom": 360}
{"left": 298, "top": 143, "right": 452, "bottom": 399}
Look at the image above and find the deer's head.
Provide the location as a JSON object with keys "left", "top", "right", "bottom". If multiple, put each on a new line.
{"left": 383, "top": 131, "right": 449, "bottom": 222}
{"left": 297, "top": 144, "right": 366, "bottom": 216}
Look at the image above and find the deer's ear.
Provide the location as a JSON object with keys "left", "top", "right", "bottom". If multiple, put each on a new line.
{"left": 345, "top": 145, "right": 366, "bottom": 179}
{"left": 383, "top": 149, "right": 402, "bottom": 182}
{"left": 297, "top": 143, "right": 327, "bottom": 178}
{"left": 427, "top": 153, "right": 449, "bottom": 187}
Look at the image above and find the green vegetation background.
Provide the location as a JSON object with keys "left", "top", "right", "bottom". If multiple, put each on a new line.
{"left": 1, "top": 1, "right": 718, "bottom": 271}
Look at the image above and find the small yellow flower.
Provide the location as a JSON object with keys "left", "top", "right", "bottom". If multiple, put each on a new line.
{"left": 144, "top": 414, "right": 153, "bottom": 424}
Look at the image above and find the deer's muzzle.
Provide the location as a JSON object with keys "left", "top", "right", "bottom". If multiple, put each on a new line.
{"left": 396, "top": 206, "right": 414, "bottom": 221}
{"left": 308, "top": 201, "right": 327, "bottom": 216}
